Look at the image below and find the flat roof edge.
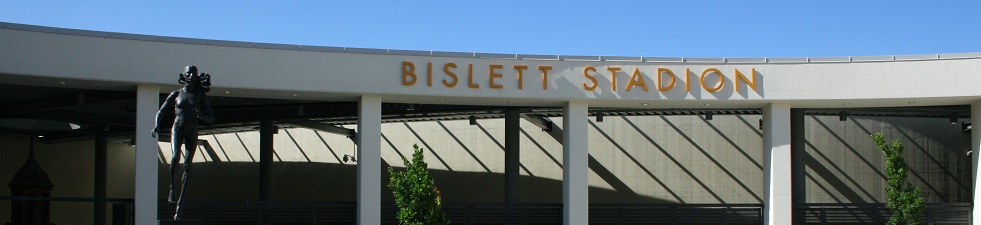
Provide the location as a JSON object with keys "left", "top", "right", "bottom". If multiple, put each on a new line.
{"left": 2, "top": 21, "right": 979, "bottom": 64}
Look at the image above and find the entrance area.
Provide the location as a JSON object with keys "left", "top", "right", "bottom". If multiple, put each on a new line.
{"left": 0, "top": 83, "right": 973, "bottom": 224}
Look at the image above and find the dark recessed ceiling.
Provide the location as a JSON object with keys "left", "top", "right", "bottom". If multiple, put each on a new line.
{"left": 0, "top": 84, "right": 969, "bottom": 143}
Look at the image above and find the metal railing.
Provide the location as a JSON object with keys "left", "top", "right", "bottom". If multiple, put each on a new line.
{"left": 590, "top": 203, "right": 763, "bottom": 225}
{"left": 0, "top": 196, "right": 134, "bottom": 225}
{"left": 1, "top": 198, "right": 970, "bottom": 225}
{"left": 159, "top": 201, "right": 765, "bottom": 224}
{"left": 796, "top": 203, "right": 971, "bottom": 225}
{"left": 157, "top": 200, "right": 356, "bottom": 224}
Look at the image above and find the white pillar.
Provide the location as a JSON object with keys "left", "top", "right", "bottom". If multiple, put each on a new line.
{"left": 763, "top": 103, "right": 792, "bottom": 225}
{"left": 357, "top": 95, "right": 382, "bottom": 225}
{"left": 971, "top": 101, "right": 981, "bottom": 224}
{"left": 563, "top": 100, "right": 588, "bottom": 225}
{"left": 135, "top": 85, "right": 159, "bottom": 224}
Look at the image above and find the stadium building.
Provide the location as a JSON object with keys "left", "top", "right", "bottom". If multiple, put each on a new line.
{"left": 0, "top": 22, "right": 979, "bottom": 224}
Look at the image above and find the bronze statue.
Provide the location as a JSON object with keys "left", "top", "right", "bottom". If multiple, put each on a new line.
{"left": 152, "top": 65, "right": 214, "bottom": 220}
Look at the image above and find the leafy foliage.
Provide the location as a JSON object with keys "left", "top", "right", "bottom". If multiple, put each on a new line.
{"left": 387, "top": 144, "right": 449, "bottom": 225}
{"left": 871, "top": 133, "right": 924, "bottom": 225}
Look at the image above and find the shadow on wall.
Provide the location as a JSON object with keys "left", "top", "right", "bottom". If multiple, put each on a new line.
{"left": 155, "top": 114, "right": 972, "bottom": 207}
{"left": 157, "top": 161, "right": 675, "bottom": 204}
{"left": 170, "top": 117, "right": 743, "bottom": 204}
{"left": 803, "top": 116, "right": 971, "bottom": 203}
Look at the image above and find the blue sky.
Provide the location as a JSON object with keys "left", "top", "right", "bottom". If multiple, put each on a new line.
{"left": 2, "top": 1, "right": 978, "bottom": 57}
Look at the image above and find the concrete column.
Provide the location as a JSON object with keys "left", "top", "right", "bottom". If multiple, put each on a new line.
{"left": 135, "top": 85, "right": 159, "bottom": 224}
{"left": 357, "top": 95, "right": 382, "bottom": 225}
{"left": 790, "top": 109, "right": 806, "bottom": 225}
{"left": 971, "top": 101, "right": 981, "bottom": 224}
{"left": 763, "top": 103, "right": 792, "bottom": 225}
{"left": 504, "top": 109, "right": 520, "bottom": 205}
{"left": 94, "top": 125, "right": 107, "bottom": 225}
{"left": 259, "top": 120, "right": 275, "bottom": 201}
{"left": 563, "top": 101, "right": 588, "bottom": 225}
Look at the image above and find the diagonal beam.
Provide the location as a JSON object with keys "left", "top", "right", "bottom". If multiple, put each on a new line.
{"left": 27, "top": 110, "right": 134, "bottom": 127}
{"left": 289, "top": 121, "right": 357, "bottom": 139}
{"left": 521, "top": 114, "right": 560, "bottom": 141}
{"left": 197, "top": 140, "right": 223, "bottom": 162}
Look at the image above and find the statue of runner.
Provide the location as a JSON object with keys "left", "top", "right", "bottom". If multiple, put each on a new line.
{"left": 152, "top": 65, "right": 214, "bottom": 220}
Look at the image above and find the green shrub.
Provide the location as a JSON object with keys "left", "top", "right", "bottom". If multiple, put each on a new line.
{"left": 387, "top": 144, "right": 449, "bottom": 225}
{"left": 871, "top": 133, "right": 924, "bottom": 225}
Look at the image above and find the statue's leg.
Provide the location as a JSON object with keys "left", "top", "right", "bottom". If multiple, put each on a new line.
{"left": 169, "top": 129, "right": 183, "bottom": 204}
{"left": 175, "top": 133, "right": 198, "bottom": 220}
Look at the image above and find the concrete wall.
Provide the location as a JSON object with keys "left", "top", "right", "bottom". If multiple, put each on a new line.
{"left": 0, "top": 114, "right": 972, "bottom": 224}
{"left": 151, "top": 114, "right": 970, "bottom": 204}
{"left": 804, "top": 116, "right": 971, "bottom": 203}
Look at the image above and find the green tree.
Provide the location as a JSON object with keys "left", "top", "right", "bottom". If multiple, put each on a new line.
{"left": 387, "top": 144, "right": 449, "bottom": 225}
{"left": 871, "top": 133, "right": 924, "bottom": 225}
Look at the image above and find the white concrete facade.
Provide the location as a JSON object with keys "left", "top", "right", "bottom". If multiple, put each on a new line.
{"left": 563, "top": 101, "right": 589, "bottom": 225}
{"left": 134, "top": 85, "right": 159, "bottom": 224}
{"left": 357, "top": 95, "right": 382, "bottom": 225}
{"left": 0, "top": 23, "right": 980, "bottom": 224}
{"left": 971, "top": 101, "right": 981, "bottom": 223}
{"left": 763, "top": 104, "right": 792, "bottom": 225}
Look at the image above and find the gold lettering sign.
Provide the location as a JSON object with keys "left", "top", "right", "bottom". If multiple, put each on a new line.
{"left": 400, "top": 61, "right": 759, "bottom": 95}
